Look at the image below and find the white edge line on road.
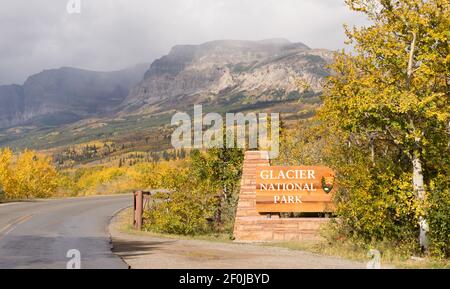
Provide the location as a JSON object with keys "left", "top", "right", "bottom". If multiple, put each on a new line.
{"left": 0, "top": 203, "right": 18, "bottom": 207}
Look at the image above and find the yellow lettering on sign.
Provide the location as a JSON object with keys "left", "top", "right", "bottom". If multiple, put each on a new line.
{"left": 256, "top": 166, "right": 336, "bottom": 213}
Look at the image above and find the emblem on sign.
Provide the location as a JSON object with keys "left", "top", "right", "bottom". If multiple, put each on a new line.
{"left": 321, "top": 175, "right": 335, "bottom": 194}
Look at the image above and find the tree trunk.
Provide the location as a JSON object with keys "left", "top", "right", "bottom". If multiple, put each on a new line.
{"left": 447, "top": 120, "right": 450, "bottom": 151}
{"left": 369, "top": 133, "right": 375, "bottom": 165}
{"left": 412, "top": 151, "right": 428, "bottom": 251}
{"left": 406, "top": 31, "right": 428, "bottom": 251}
{"left": 406, "top": 32, "right": 416, "bottom": 88}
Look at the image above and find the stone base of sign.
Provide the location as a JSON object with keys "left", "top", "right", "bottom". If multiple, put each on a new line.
{"left": 233, "top": 151, "right": 331, "bottom": 242}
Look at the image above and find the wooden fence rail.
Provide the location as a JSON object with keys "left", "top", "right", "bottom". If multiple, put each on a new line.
{"left": 133, "top": 189, "right": 172, "bottom": 230}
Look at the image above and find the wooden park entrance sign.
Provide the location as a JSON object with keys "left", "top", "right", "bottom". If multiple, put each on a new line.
{"left": 233, "top": 151, "right": 336, "bottom": 242}
{"left": 256, "top": 166, "right": 336, "bottom": 213}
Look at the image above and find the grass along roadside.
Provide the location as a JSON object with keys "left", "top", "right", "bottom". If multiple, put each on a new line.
{"left": 114, "top": 207, "right": 233, "bottom": 243}
{"left": 262, "top": 241, "right": 449, "bottom": 269}
{"left": 113, "top": 208, "right": 449, "bottom": 269}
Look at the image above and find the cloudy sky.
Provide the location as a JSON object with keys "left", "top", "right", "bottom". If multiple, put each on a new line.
{"left": 0, "top": 0, "right": 368, "bottom": 85}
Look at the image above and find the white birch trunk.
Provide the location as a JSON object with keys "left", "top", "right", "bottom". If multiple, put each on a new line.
{"left": 407, "top": 32, "right": 428, "bottom": 251}
{"left": 412, "top": 153, "right": 428, "bottom": 250}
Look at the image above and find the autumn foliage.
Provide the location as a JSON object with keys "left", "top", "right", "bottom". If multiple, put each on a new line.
{"left": 0, "top": 148, "right": 59, "bottom": 200}
{"left": 318, "top": 0, "right": 449, "bottom": 256}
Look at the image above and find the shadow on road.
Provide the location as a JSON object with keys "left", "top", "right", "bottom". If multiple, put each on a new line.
{"left": 112, "top": 239, "right": 176, "bottom": 258}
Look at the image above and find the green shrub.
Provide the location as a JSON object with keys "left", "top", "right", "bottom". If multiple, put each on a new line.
{"left": 142, "top": 148, "right": 243, "bottom": 235}
{"left": 427, "top": 174, "right": 450, "bottom": 258}
{"left": 143, "top": 188, "right": 217, "bottom": 235}
{"left": 334, "top": 159, "right": 420, "bottom": 251}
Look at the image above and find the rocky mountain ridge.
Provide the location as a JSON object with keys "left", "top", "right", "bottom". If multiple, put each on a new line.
{"left": 121, "top": 39, "right": 332, "bottom": 114}
{"left": 0, "top": 39, "right": 332, "bottom": 130}
{"left": 0, "top": 64, "right": 149, "bottom": 128}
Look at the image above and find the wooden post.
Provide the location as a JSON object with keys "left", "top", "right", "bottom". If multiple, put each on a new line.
{"left": 134, "top": 191, "right": 143, "bottom": 230}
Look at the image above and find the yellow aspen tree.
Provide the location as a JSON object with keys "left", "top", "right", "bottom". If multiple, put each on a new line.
{"left": 321, "top": 0, "right": 450, "bottom": 251}
{"left": 0, "top": 148, "right": 13, "bottom": 199}
{"left": 2, "top": 150, "right": 59, "bottom": 199}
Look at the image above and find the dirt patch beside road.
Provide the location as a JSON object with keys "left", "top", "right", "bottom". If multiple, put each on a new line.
{"left": 109, "top": 210, "right": 365, "bottom": 269}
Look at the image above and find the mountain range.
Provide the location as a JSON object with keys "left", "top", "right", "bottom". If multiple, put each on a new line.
{"left": 0, "top": 64, "right": 149, "bottom": 128}
{"left": 0, "top": 39, "right": 332, "bottom": 149}
{"left": 120, "top": 39, "right": 331, "bottom": 114}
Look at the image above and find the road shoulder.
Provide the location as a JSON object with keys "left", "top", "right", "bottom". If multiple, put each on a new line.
{"left": 109, "top": 209, "right": 365, "bottom": 269}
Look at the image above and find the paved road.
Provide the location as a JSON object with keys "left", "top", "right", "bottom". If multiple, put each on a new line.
{"left": 0, "top": 195, "right": 131, "bottom": 269}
